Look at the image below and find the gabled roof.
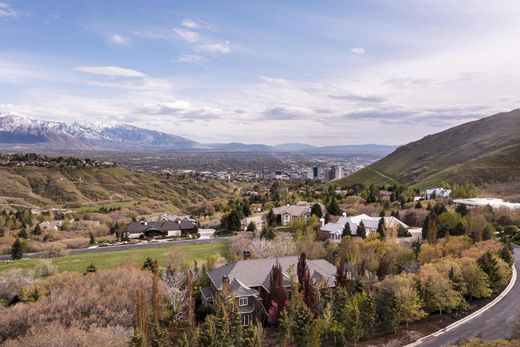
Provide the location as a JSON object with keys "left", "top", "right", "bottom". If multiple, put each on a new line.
{"left": 208, "top": 256, "right": 336, "bottom": 292}
{"left": 321, "top": 214, "right": 408, "bottom": 235}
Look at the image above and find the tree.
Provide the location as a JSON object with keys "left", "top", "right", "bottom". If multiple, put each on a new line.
{"left": 89, "top": 232, "right": 96, "bottom": 245}
{"left": 266, "top": 209, "right": 276, "bottom": 227}
{"left": 297, "top": 253, "right": 307, "bottom": 292}
{"left": 268, "top": 262, "right": 287, "bottom": 325}
{"left": 417, "top": 264, "right": 463, "bottom": 314}
{"left": 143, "top": 257, "right": 159, "bottom": 274}
{"left": 84, "top": 263, "right": 97, "bottom": 275}
{"left": 456, "top": 204, "right": 468, "bottom": 217}
{"left": 327, "top": 197, "right": 340, "bottom": 216}
{"left": 342, "top": 293, "right": 364, "bottom": 344}
{"left": 18, "top": 227, "right": 28, "bottom": 239}
{"left": 260, "top": 225, "right": 275, "bottom": 240}
{"left": 357, "top": 221, "right": 366, "bottom": 239}
{"left": 11, "top": 238, "right": 23, "bottom": 260}
{"left": 246, "top": 221, "right": 256, "bottom": 232}
{"left": 461, "top": 261, "right": 492, "bottom": 300}
{"left": 477, "top": 251, "right": 502, "bottom": 292}
{"left": 342, "top": 222, "right": 351, "bottom": 238}
{"left": 32, "top": 224, "right": 42, "bottom": 236}
{"left": 500, "top": 246, "right": 513, "bottom": 266}
{"left": 290, "top": 297, "right": 314, "bottom": 347}
{"left": 310, "top": 203, "right": 322, "bottom": 218}
{"left": 377, "top": 218, "right": 386, "bottom": 240}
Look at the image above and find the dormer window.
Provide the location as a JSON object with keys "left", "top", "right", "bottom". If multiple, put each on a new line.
{"left": 239, "top": 297, "right": 248, "bottom": 306}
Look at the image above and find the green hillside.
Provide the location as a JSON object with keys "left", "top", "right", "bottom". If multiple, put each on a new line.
{"left": 0, "top": 165, "right": 247, "bottom": 210}
{"left": 338, "top": 109, "right": 520, "bottom": 196}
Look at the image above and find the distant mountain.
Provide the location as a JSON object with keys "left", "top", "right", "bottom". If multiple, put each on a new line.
{"left": 0, "top": 114, "right": 395, "bottom": 155}
{"left": 337, "top": 109, "right": 520, "bottom": 198}
{"left": 0, "top": 114, "right": 197, "bottom": 150}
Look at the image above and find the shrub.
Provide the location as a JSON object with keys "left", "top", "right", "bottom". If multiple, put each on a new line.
{"left": 34, "top": 260, "right": 57, "bottom": 278}
{"left": 0, "top": 269, "right": 33, "bottom": 302}
{"left": 43, "top": 243, "right": 68, "bottom": 257}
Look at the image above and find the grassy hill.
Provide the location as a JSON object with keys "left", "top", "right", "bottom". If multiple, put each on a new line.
{"left": 0, "top": 165, "right": 247, "bottom": 210}
{"left": 337, "top": 110, "right": 520, "bottom": 197}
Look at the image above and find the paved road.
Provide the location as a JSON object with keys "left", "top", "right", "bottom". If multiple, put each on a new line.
{"left": 418, "top": 246, "right": 520, "bottom": 346}
{"left": 0, "top": 236, "right": 230, "bottom": 261}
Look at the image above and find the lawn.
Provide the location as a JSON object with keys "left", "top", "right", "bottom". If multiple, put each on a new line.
{"left": 74, "top": 200, "right": 139, "bottom": 213}
{"left": 0, "top": 241, "right": 229, "bottom": 274}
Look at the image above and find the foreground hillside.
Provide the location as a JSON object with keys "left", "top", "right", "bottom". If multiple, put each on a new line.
{"left": 338, "top": 110, "right": 520, "bottom": 198}
{"left": 0, "top": 164, "right": 246, "bottom": 210}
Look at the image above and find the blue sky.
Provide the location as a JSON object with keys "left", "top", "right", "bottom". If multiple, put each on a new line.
{"left": 1, "top": 0, "right": 520, "bottom": 145}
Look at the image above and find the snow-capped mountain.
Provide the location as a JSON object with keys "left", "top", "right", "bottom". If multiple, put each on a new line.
{"left": 0, "top": 114, "right": 198, "bottom": 149}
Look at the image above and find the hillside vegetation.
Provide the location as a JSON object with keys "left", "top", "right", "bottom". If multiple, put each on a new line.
{"left": 338, "top": 110, "right": 520, "bottom": 198}
{"left": 0, "top": 165, "right": 247, "bottom": 210}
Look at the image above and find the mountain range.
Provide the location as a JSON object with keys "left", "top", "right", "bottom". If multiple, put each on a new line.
{"left": 337, "top": 109, "right": 520, "bottom": 199}
{"left": 0, "top": 114, "right": 395, "bottom": 155}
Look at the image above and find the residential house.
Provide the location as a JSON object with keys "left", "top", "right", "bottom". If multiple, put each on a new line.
{"left": 39, "top": 220, "right": 72, "bottom": 231}
{"left": 241, "top": 201, "right": 323, "bottom": 229}
{"left": 320, "top": 214, "right": 409, "bottom": 242}
{"left": 425, "top": 188, "right": 452, "bottom": 199}
{"left": 201, "top": 256, "right": 336, "bottom": 326}
{"left": 126, "top": 216, "right": 197, "bottom": 239}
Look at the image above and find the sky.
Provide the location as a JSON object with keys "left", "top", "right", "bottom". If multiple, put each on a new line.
{"left": 1, "top": 0, "right": 520, "bottom": 146}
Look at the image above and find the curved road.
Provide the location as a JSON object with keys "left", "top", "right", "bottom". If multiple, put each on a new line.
{"left": 417, "top": 246, "right": 520, "bottom": 346}
{"left": 0, "top": 236, "right": 230, "bottom": 261}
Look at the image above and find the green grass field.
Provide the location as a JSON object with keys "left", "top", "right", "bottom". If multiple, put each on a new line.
{"left": 0, "top": 241, "right": 229, "bottom": 274}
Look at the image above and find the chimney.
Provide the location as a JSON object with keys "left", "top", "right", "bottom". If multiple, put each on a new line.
{"left": 243, "top": 250, "right": 251, "bottom": 260}
{"left": 342, "top": 212, "right": 347, "bottom": 217}
{"left": 320, "top": 217, "right": 325, "bottom": 227}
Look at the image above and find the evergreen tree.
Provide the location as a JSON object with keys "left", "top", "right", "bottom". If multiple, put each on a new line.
{"left": 327, "top": 197, "right": 340, "bottom": 216}
{"left": 18, "top": 227, "right": 28, "bottom": 239}
{"left": 32, "top": 224, "right": 42, "bottom": 236}
{"left": 500, "top": 245, "right": 513, "bottom": 266}
{"left": 357, "top": 221, "right": 366, "bottom": 239}
{"left": 342, "top": 222, "right": 351, "bottom": 238}
{"left": 89, "top": 232, "right": 96, "bottom": 245}
{"left": 143, "top": 257, "right": 159, "bottom": 273}
{"left": 310, "top": 203, "right": 322, "bottom": 218}
{"left": 84, "top": 263, "right": 97, "bottom": 274}
{"left": 242, "top": 324, "right": 262, "bottom": 347}
{"left": 415, "top": 201, "right": 422, "bottom": 209}
{"left": 266, "top": 209, "right": 276, "bottom": 227}
{"left": 297, "top": 253, "right": 307, "bottom": 292}
{"left": 291, "top": 298, "right": 314, "bottom": 347}
{"left": 246, "top": 221, "right": 256, "bottom": 232}
{"left": 260, "top": 225, "right": 275, "bottom": 240}
{"left": 477, "top": 251, "right": 502, "bottom": 292}
{"left": 11, "top": 238, "right": 23, "bottom": 260}
{"left": 377, "top": 218, "right": 386, "bottom": 240}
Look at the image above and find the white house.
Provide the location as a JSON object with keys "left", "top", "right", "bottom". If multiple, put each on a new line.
{"left": 425, "top": 188, "right": 452, "bottom": 199}
{"left": 321, "top": 214, "right": 409, "bottom": 243}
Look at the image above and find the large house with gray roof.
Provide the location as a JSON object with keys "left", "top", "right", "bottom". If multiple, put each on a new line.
{"left": 320, "top": 214, "right": 409, "bottom": 242}
{"left": 126, "top": 216, "right": 196, "bottom": 239}
{"left": 201, "top": 256, "right": 336, "bottom": 326}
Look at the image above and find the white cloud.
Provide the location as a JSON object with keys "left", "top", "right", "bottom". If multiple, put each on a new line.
{"left": 107, "top": 33, "right": 130, "bottom": 46}
{"left": 173, "top": 28, "right": 199, "bottom": 43}
{"left": 181, "top": 19, "right": 199, "bottom": 29}
{"left": 0, "top": 2, "right": 18, "bottom": 17}
{"left": 349, "top": 47, "right": 365, "bottom": 55}
{"left": 74, "top": 66, "right": 146, "bottom": 78}
{"left": 197, "top": 41, "right": 231, "bottom": 54}
{"left": 175, "top": 54, "right": 206, "bottom": 63}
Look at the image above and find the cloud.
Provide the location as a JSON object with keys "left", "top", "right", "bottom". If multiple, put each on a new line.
{"left": 0, "top": 2, "right": 19, "bottom": 17}
{"left": 262, "top": 106, "right": 313, "bottom": 120}
{"left": 350, "top": 47, "right": 366, "bottom": 55}
{"left": 107, "top": 33, "right": 130, "bottom": 46}
{"left": 74, "top": 66, "right": 146, "bottom": 78}
{"left": 181, "top": 19, "right": 199, "bottom": 29}
{"left": 175, "top": 54, "right": 206, "bottom": 63}
{"left": 197, "top": 41, "right": 231, "bottom": 54}
{"left": 173, "top": 28, "right": 199, "bottom": 43}
{"left": 328, "top": 92, "right": 385, "bottom": 103}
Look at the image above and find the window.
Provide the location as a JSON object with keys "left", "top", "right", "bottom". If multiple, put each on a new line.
{"left": 241, "top": 313, "right": 250, "bottom": 326}
{"left": 239, "top": 297, "right": 248, "bottom": 306}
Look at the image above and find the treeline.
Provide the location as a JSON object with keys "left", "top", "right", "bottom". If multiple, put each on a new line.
{"left": 0, "top": 153, "right": 115, "bottom": 168}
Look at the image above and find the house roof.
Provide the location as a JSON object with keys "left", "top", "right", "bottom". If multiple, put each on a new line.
{"left": 321, "top": 214, "right": 409, "bottom": 235}
{"left": 126, "top": 219, "right": 196, "bottom": 234}
{"left": 208, "top": 256, "right": 336, "bottom": 293}
{"left": 272, "top": 205, "right": 311, "bottom": 217}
